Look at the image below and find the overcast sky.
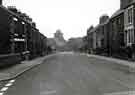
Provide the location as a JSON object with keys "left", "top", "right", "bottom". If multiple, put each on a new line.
{"left": 4, "top": 0, "right": 120, "bottom": 40}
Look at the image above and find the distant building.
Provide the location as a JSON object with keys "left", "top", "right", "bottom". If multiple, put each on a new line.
{"left": 54, "top": 29, "right": 65, "bottom": 42}
{"left": 47, "top": 38, "right": 56, "bottom": 50}
{"left": 87, "top": 26, "right": 94, "bottom": 51}
{"left": 66, "top": 37, "right": 83, "bottom": 51}
{"left": 86, "top": 15, "right": 109, "bottom": 54}
{"left": 47, "top": 30, "right": 66, "bottom": 51}
{"left": 99, "top": 15, "right": 109, "bottom": 24}
{"left": 110, "top": 9, "right": 125, "bottom": 55}
{"left": 54, "top": 29, "right": 66, "bottom": 47}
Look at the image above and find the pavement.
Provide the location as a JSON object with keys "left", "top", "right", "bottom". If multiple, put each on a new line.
{"left": 2, "top": 52, "right": 135, "bottom": 95}
{"left": 84, "top": 54, "right": 135, "bottom": 73}
{"left": 0, "top": 56, "right": 46, "bottom": 81}
{"left": 0, "top": 52, "right": 134, "bottom": 82}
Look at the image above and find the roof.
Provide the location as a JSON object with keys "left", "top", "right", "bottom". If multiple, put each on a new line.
{"left": 89, "top": 24, "right": 100, "bottom": 33}
{"left": 111, "top": 9, "right": 124, "bottom": 19}
{"left": 100, "top": 19, "right": 109, "bottom": 26}
{"left": 89, "top": 18, "right": 110, "bottom": 33}
{"left": 0, "top": 5, "right": 37, "bottom": 29}
{"left": 127, "top": 0, "right": 135, "bottom": 7}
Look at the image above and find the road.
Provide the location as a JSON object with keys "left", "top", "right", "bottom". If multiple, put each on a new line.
{"left": 2, "top": 52, "right": 135, "bottom": 95}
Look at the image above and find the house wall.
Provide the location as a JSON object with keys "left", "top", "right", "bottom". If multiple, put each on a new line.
{"left": 110, "top": 12, "right": 124, "bottom": 54}
{"left": 124, "top": 5, "right": 135, "bottom": 46}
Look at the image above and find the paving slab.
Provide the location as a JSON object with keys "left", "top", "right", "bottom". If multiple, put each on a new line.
{"left": 85, "top": 54, "right": 135, "bottom": 73}
{"left": 3, "top": 52, "right": 135, "bottom": 95}
{"left": 0, "top": 56, "right": 47, "bottom": 81}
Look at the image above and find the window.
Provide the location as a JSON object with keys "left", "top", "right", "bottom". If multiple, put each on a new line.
{"left": 129, "top": 30, "right": 132, "bottom": 43}
{"left": 134, "top": 30, "right": 135, "bottom": 43}
{"left": 127, "top": 7, "right": 133, "bottom": 24}
{"left": 118, "top": 18, "right": 121, "bottom": 25}
{"left": 126, "top": 29, "right": 135, "bottom": 46}
{"left": 132, "top": 29, "right": 134, "bottom": 43}
{"left": 124, "top": 31, "right": 127, "bottom": 44}
{"left": 127, "top": 30, "right": 129, "bottom": 44}
{"left": 131, "top": 29, "right": 134, "bottom": 43}
{"left": 112, "top": 21, "right": 115, "bottom": 32}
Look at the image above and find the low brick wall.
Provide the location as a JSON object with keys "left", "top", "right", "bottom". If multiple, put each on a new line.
{"left": 0, "top": 53, "right": 22, "bottom": 68}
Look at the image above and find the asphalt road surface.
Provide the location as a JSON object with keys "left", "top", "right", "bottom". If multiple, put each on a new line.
{"left": 2, "top": 52, "right": 135, "bottom": 95}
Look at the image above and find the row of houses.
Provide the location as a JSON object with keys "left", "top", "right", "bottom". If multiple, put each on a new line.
{"left": 86, "top": 0, "right": 135, "bottom": 60}
{"left": 0, "top": 2, "right": 50, "bottom": 67}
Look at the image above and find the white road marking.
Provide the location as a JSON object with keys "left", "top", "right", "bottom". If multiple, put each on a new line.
{"left": 0, "top": 87, "right": 8, "bottom": 92}
{"left": 0, "top": 79, "right": 16, "bottom": 95}
{"left": 5, "top": 83, "right": 13, "bottom": 87}
{"left": 0, "top": 93, "right": 4, "bottom": 95}
{"left": 104, "top": 91, "right": 135, "bottom": 95}
{"left": 9, "top": 80, "right": 15, "bottom": 83}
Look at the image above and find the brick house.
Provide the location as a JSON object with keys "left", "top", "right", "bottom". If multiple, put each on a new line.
{"left": 109, "top": 9, "right": 125, "bottom": 57}
{"left": 99, "top": 15, "right": 110, "bottom": 55}
{"left": 87, "top": 15, "right": 109, "bottom": 54}
{"left": 87, "top": 26, "right": 94, "bottom": 53}
{"left": 87, "top": 25, "right": 100, "bottom": 53}
{"left": 122, "top": 1, "right": 135, "bottom": 58}
{"left": 85, "top": 0, "right": 135, "bottom": 60}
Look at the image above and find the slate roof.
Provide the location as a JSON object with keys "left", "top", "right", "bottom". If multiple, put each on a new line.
{"left": 111, "top": 9, "right": 124, "bottom": 19}
{"left": 0, "top": 5, "right": 36, "bottom": 28}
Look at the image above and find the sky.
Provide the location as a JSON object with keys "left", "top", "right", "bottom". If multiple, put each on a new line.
{"left": 3, "top": 0, "right": 120, "bottom": 40}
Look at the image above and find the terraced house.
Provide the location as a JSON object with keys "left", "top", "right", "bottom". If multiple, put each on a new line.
{"left": 87, "top": 15, "right": 109, "bottom": 54}
{"left": 86, "top": 0, "right": 135, "bottom": 60}
{"left": 109, "top": 9, "right": 125, "bottom": 57}
{"left": 122, "top": 0, "right": 135, "bottom": 58}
